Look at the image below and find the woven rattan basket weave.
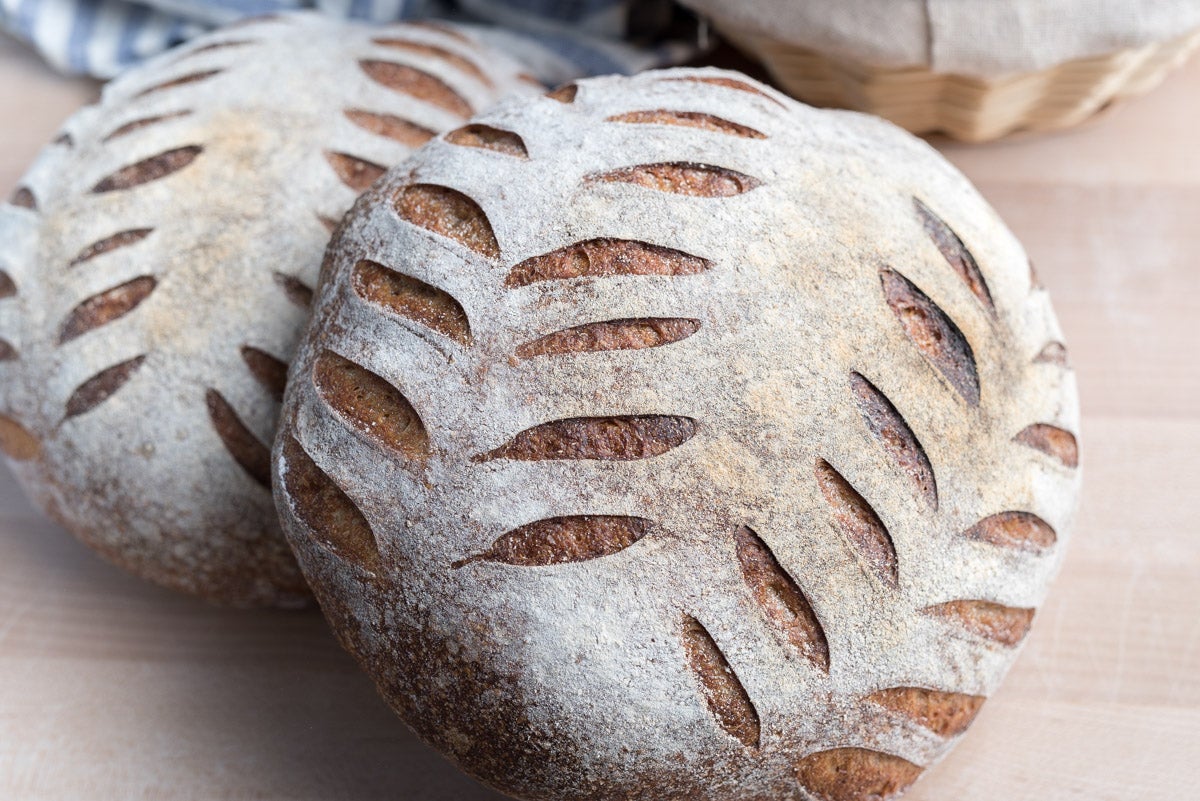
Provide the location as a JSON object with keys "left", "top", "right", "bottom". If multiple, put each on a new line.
{"left": 720, "top": 25, "right": 1200, "bottom": 141}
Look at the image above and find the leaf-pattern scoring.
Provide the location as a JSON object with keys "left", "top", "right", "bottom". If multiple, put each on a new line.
{"left": 1015, "top": 423, "right": 1079, "bottom": 468}
{"left": 351, "top": 259, "right": 471, "bottom": 344}
{"left": 205, "top": 389, "right": 271, "bottom": 488}
{"left": 864, "top": 687, "right": 985, "bottom": 738}
{"left": 359, "top": 60, "right": 472, "bottom": 117}
{"left": 0, "top": 414, "right": 41, "bottom": 460}
{"left": 607, "top": 110, "right": 766, "bottom": 139}
{"left": 312, "top": 350, "right": 429, "bottom": 458}
{"left": 849, "top": 372, "right": 937, "bottom": 509}
{"left": 444, "top": 124, "right": 528, "bottom": 157}
{"left": 344, "top": 109, "right": 435, "bottom": 147}
{"left": 506, "top": 239, "right": 710, "bottom": 287}
{"left": 681, "top": 615, "right": 761, "bottom": 748}
{"left": 963, "top": 511, "right": 1056, "bottom": 551}
{"left": 477, "top": 415, "right": 696, "bottom": 462}
{"left": 913, "top": 197, "right": 994, "bottom": 313}
{"left": 454, "top": 515, "right": 650, "bottom": 568}
{"left": 923, "top": 600, "right": 1034, "bottom": 647}
{"left": 734, "top": 525, "right": 829, "bottom": 671}
{"left": 395, "top": 184, "right": 500, "bottom": 258}
{"left": 590, "top": 162, "right": 762, "bottom": 197}
{"left": 133, "top": 69, "right": 221, "bottom": 98}
{"left": 103, "top": 111, "right": 193, "bottom": 143}
{"left": 325, "top": 151, "right": 387, "bottom": 192}
{"left": 58, "top": 276, "right": 157, "bottom": 344}
{"left": 92, "top": 146, "right": 203, "bottom": 193}
{"left": 281, "top": 435, "right": 380, "bottom": 573}
{"left": 796, "top": 748, "right": 923, "bottom": 801}
{"left": 515, "top": 317, "right": 699, "bottom": 358}
{"left": 880, "top": 267, "right": 980, "bottom": 406}
{"left": 68, "top": 229, "right": 154, "bottom": 268}
{"left": 64, "top": 355, "right": 147, "bottom": 419}
{"left": 815, "top": 459, "right": 899, "bottom": 588}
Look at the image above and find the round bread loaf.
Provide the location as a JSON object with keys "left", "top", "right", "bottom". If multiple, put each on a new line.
{"left": 0, "top": 13, "right": 538, "bottom": 607}
{"left": 274, "top": 68, "right": 1081, "bottom": 799}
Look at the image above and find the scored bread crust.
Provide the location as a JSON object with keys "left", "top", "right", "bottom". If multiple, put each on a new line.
{"left": 274, "top": 68, "right": 1081, "bottom": 798}
{"left": 0, "top": 13, "right": 538, "bottom": 607}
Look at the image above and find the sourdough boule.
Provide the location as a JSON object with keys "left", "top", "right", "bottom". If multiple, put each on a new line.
{"left": 274, "top": 68, "right": 1081, "bottom": 798}
{"left": 0, "top": 12, "right": 538, "bottom": 606}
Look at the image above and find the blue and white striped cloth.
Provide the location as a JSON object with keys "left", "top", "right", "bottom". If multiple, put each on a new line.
{"left": 0, "top": 0, "right": 696, "bottom": 82}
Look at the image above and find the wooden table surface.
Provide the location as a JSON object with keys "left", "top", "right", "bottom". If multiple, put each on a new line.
{"left": 1, "top": 30, "right": 1197, "bottom": 801}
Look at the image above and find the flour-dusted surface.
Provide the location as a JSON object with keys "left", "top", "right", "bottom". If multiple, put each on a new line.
{"left": 274, "top": 69, "right": 1080, "bottom": 800}
{"left": 0, "top": 14, "right": 538, "bottom": 606}
{"left": 3, "top": 33, "right": 1198, "bottom": 801}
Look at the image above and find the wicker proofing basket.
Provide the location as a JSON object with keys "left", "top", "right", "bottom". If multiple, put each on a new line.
{"left": 720, "top": 25, "right": 1200, "bottom": 141}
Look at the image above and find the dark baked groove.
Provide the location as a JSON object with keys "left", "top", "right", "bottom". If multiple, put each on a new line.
{"left": 58, "top": 276, "right": 157, "bottom": 344}
{"left": 849, "top": 372, "right": 937, "bottom": 509}
{"left": 54, "top": 132, "right": 74, "bottom": 147}
{"left": 359, "top": 60, "right": 472, "bottom": 117}
{"left": 964, "top": 511, "right": 1056, "bottom": 551}
{"left": 590, "top": 161, "right": 761, "bottom": 197}
{"left": 402, "top": 20, "right": 472, "bottom": 43}
{"left": 0, "top": 340, "right": 15, "bottom": 361}
{"left": 865, "top": 687, "right": 985, "bottom": 738}
{"left": 133, "top": 69, "right": 221, "bottom": 97}
{"left": 370, "top": 39, "right": 492, "bottom": 87}
{"left": 344, "top": 109, "right": 435, "bottom": 147}
{"left": 923, "top": 600, "right": 1034, "bottom": 647}
{"left": 395, "top": 184, "right": 499, "bottom": 257}
{"left": 796, "top": 748, "right": 923, "bottom": 801}
{"left": 64, "top": 355, "right": 146, "bottom": 419}
{"left": 664, "top": 75, "right": 783, "bottom": 105}
{"left": 240, "top": 346, "right": 288, "bottom": 401}
{"left": 325, "top": 151, "right": 387, "bottom": 192}
{"left": 506, "top": 238, "right": 710, "bottom": 288}
{"left": 516, "top": 317, "right": 699, "bottom": 359}
{"left": 0, "top": 414, "right": 40, "bottom": 460}
{"left": 313, "top": 350, "right": 428, "bottom": 458}
{"left": 880, "top": 268, "right": 980, "bottom": 406}
{"left": 455, "top": 515, "right": 649, "bottom": 568}
{"left": 102, "top": 111, "right": 192, "bottom": 142}
{"left": 478, "top": 415, "right": 696, "bottom": 462}
{"left": 9, "top": 186, "right": 36, "bottom": 209}
{"left": 815, "top": 460, "right": 899, "bottom": 588}
{"left": 914, "top": 197, "right": 994, "bottom": 313}
{"left": 1034, "top": 341, "right": 1069, "bottom": 367}
{"left": 92, "top": 145, "right": 202, "bottom": 193}
{"left": 205, "top": 389, "right": 270, "bottom": 488}
{"left": 545, "top": 83, "right": 577, "bottom": 103}
{"left": 281, "top": 435, "right": 380, "bottom": 573}
{"left": 273, "top": 272, "right": 313, "bottom": 308}
{"left": 1015, "top": 423, "right": 1079, "bottom": 468}
{"left": 351, "top": 259, "right": 471, "bottom": 344}
{"left": 607, "top": 110, "right": 766, "bottom": 139}
{"left": 444, "top": 124, "right": 528, "bottom": 157}
{"left": 682, "top": 615, "right": 760, "bottom": 749}
{"left": 734, "top": 525, "right": 829, "bottom": 671}
{"left": 68, "top": 228, "right": 154, "bottom": 268}
{"left": 0, "top": 271, "right": 15, "bottom": 298}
